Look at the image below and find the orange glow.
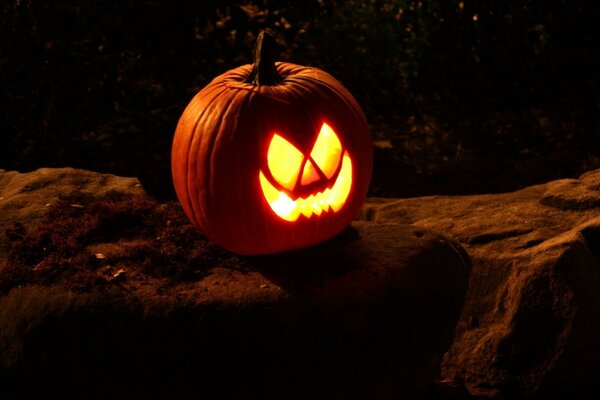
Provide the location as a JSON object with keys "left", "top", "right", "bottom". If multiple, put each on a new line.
{"left": 259, "top": 151, "right": 352, "bottom": 221}
{"left": 300, "top": 160, "right": 320, "bottom": 185}
{"left": 267, "top": 133, "right": 304, "bottom": 190}
{"left": 310, "top": 122, "right": 342, "bottom": 179}
{"left": 260, "top": 123, "right": 352, "bottom": 221}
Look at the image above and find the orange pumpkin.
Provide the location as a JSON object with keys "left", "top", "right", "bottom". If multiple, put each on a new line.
{"left": 171, "top": 32, "right": 372, "bottom": 255}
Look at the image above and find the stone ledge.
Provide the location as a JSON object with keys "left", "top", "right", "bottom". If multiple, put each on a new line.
{"left": 0, "top": 168, "right": 470, "bottom": 400}
{"left": 363, "top": 169, "right": 600, "bottom": 398}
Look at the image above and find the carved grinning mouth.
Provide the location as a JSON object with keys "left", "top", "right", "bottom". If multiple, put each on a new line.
{"left": 259, "top": 151, "right": 352, "bottom": 222}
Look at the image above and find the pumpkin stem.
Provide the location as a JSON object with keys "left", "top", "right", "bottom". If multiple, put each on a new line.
{"left": 245, "top": 31, "right": 283, "bottom": 86}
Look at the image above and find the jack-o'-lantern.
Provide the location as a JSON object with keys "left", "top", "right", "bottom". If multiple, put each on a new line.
{"left": 171, "top": 32, "right": 372, "bottom": 255}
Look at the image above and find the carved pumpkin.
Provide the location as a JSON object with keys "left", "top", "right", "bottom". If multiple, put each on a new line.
{"left": 171, "top": 32, "right": 372, "bottom": 255}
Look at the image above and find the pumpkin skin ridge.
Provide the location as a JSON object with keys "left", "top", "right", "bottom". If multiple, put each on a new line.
{"left": 172, "top": 60, "right": 372, "bottom": 255}
{"left": 172, "top": 83, "right": 225, "bottom": 228}
{"left": 177, "top": 80, "right": 251, "bottom": 235}
{"left": 188, "top": 87, "right": 244, "bottom": 233}
{"left": 283, "top": 61, "right": 367, "bottom": 123}
{"left": 292, "top": 74, "right": 367, "bottom": 131}
{"left": 201, "top": 88, "right": 252, "bottom": 238}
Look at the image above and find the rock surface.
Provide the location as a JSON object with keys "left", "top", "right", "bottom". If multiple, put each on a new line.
{"left": 5, "top": 166, "right": 599, "bottom": 399}
{"left": 0, "top": 167, "right": 145, "bottom": 261}
{"left": 362, "top": 169, "right": 600, "bottom": 398}
{"left": 0, "top": 168, "right": 470, "bottom": 400}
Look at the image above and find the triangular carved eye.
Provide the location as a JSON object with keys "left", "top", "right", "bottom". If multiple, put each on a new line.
{"left": 267, "top": 133, "right": 304, "bottom": 190}
{"left": 300, "top": 159, "right": 320, "bottom": 185}
{"left": 310, "top": 122, "right": 342, "bottom": 179}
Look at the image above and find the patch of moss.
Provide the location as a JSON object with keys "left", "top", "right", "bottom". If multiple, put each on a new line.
{"left": 0, "top": 191, "right": 238, "bottom": 294}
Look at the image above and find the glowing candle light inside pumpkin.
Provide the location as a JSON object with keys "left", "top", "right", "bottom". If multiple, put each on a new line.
{"left": 259, "top": 122, "right": 353, "bottom": 222}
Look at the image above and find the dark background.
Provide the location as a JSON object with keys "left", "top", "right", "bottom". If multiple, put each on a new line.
{"left": 1, "top": 0, "right": 599, "bottom": 199}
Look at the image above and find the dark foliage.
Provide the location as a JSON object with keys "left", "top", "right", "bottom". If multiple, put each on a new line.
{"left": 1, "top": 0, "right": 599, "bottom": 198}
